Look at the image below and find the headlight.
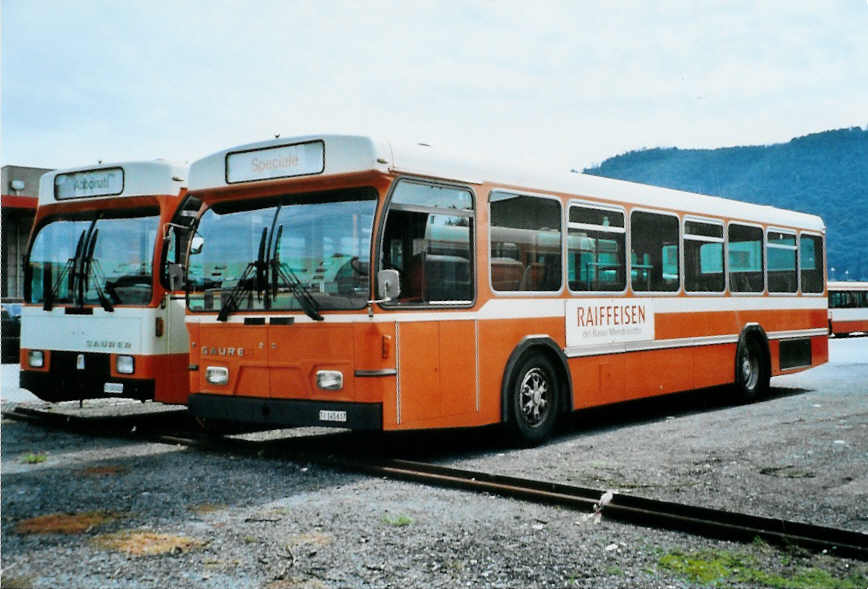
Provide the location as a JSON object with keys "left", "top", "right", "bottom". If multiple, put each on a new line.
{"left": 316, "top": 370, "right": 343, "bottom": 391}
{"left": 28, "top": 350, "right": 44, "bottom": 368}
{"left": 116, "top": 355, "right": 135, "bottom": 375}
{"left": 205, "top": 366, "right": 229, "bottom": 386}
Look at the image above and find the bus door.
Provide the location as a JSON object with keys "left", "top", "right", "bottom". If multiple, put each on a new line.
{"left": 379, "top": 178, "right": 478, "bottom": 427}
{"left": 396, "top": 319, "right": 476, "bottom": 426}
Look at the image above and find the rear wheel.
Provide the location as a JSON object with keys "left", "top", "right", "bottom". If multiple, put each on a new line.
{"left": 734, "top": 335, "right": 769, "bottom": 402}
{"left": 508, "top": 353, "right": 559, "bottom": 446}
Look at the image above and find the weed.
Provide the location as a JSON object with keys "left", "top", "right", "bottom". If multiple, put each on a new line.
{"left": 0, "top": 575, "right": 34, "bottom": 589}
{"left": 658, "top": 548, "right": 868, "bottom": 588}
{"left": 20, "top": 453, "right": 46, "bottom": 464}
{"left": 382, "top": 514, "right": 413, "bottom": 527}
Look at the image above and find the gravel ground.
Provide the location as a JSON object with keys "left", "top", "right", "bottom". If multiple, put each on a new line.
{"left": 2, "top": 338, "right": 866, "bottom": 588}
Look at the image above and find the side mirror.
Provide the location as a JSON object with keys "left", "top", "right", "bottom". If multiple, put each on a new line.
{"left": 190, "top": 234, "right": 205, "bottom": 255}
{"left": 377, "top": 269, "right": 401, "bottom": 300}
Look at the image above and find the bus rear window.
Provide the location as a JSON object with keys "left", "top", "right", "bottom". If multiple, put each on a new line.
{"left": 799, "top": 234, "right": 824, "bottom": 293}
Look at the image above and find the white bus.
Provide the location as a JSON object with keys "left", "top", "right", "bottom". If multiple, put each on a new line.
{"left": 828, "top": 281, "right": 868, "bottom": 336}
{"left": 20, "top": 161, "right": 195, "bottom": 404}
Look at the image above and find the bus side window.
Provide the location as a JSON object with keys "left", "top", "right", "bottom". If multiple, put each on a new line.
{"left": 767, "top": 230, "right": 797, "bottom": 293}
{"left": 567, "top": 204, "right": 625, "bottom": 292}
{"left": 630, "top": 210, "right": 679, "bottom": 292}
{"left": 489, "top": 192, "right": 562, "bottom": 292}
{"left": 684, "top": 220, "right": 724, "bottom": 293}
{"left": 380, "top": 179, "right": 474, "bottom": 305}
{"left": 799, "top": 234, "right": 824, "bottom": 293}
{"left": 728, "top": 224, "right": 764, "bottom": 293}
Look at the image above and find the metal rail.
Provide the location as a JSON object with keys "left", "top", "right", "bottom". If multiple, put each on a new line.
{"left": 4, "top": 405, "right": 866, "bottom": 560}
{"left": 338, "top": 458, "right": 867, "bottom": 561}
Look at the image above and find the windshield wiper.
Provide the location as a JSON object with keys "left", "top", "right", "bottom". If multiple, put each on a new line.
{"left": 217, "top": 227, "right": 268, "bottom": 322}
{"left": 43, "top": 230, "right": 86, "bottom": 311}
{"left": 270, "top": 225, "right": 323, "bottom": 322}
{"left": 82, "top": 229, "right": 114, "bottom": 312}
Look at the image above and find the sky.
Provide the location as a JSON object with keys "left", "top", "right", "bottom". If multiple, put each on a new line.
{"left": 2, "top": 0, "right": 867, "bottom": 173}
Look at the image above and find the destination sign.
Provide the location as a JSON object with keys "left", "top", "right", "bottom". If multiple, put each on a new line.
{"left": 226, "top": 141, "right": 324, "bottom": 183}
{"left": 54, "top": 167, "right": 124, "bottom": 199}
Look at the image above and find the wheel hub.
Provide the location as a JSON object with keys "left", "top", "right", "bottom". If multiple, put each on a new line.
{"left": 520, "top": 368, "right": 549, "bottom": 427}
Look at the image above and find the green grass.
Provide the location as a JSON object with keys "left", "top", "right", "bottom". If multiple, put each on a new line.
{"left": 382, "top": 514, "right": 413, "bottom": 527}
{"left": 20, "top": 452, "right": 47, "bottom": 464}
{"left": 658, "top": 548, "right": 867, "bottom": 588}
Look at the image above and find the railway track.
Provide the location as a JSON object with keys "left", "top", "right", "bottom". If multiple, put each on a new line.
{"left": 4, "top": 404, "right": 867, "bottom": 560}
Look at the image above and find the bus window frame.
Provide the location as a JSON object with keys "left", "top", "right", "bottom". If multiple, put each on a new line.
{"left": 682, "top": 215, "right": 726, "bottom": 296}
{"left": 726, "top": 220, "right": 766, "bottom": 296}
{"left": 376, "top": 175, "right": 477, "bottom": 309}
{"left": 628, "top": 207, "right": 682, "bottom": 296}
{"left": 797, "top": 231, "right": 825, "bottom": 296}
{"left": 487, "top": 188, "right": 565, "bottom": 297}
{"left": 766, "top": 226, "right": 798, "bottom": 296}
{"left": 565, "top": 199, "right": 627, "bottom": 296}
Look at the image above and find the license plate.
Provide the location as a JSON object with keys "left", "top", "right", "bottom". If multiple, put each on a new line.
{"left": 104, "top": 382, "right": 124, "bottom": 394}
{"left": 318, "top": 410, "right": 347, "bottom": 423}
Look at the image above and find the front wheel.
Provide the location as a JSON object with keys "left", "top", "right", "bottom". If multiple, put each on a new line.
{"left": 508, "top": 353, "right": 559, "bottom": 446}
{"left": 734, "top": 336, "right": 769, "bottom": 402}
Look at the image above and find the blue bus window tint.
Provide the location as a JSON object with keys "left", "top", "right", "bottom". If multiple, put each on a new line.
{"left": 567, "top": 205, "right": 625, "bottom": 292}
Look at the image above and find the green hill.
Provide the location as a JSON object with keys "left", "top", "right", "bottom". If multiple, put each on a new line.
{"left": 584, "top": 127, "right": 868, "bottom": 281}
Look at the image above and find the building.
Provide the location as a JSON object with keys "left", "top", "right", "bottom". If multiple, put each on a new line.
{"left": 2, "top": 165, "right": 52, "bottom": 301}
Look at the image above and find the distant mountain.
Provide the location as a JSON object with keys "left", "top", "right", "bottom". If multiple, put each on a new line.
{"left": 584, "top": 127, "right": 868, "bottom": 281}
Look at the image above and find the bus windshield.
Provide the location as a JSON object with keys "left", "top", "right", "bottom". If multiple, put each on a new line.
{"left": 27, "top": 210, "right": 160, "bottom": 306}
{"left": 187, "top": 188, "right": 376, "bottom": 313}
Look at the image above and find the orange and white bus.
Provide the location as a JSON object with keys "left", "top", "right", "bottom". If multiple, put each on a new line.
{"left": 20, "top": 161, "right": 197, "bottom": 404}
{"left": 828, "top": 281, "right": 868, "bottom": 336}
{"left": 183, "top": 135, "right": 827, "bottom": 444}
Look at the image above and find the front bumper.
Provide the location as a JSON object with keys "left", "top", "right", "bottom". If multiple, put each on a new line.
{"left": 188, "top": 393, "right": 382, "bottom": 430}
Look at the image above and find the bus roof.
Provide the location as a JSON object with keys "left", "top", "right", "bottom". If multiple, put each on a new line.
{"left": 188, "top": 134, "right": 825, "bottom": 232}
{"left": 38, "top": 160, "right": 187, "bottom": 206}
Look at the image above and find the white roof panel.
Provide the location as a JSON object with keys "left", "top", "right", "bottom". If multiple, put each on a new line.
{"left": 188, "top": 134, "right": 825, "bottom": 232}
{"left": 38, "top": 160, "right": 187, "bottom": 206}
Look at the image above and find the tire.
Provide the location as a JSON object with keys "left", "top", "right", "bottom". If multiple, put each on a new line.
{"left": 508, "top": 353, "right": 559, "bottom": 446}
{"left": 734, "top": 335, "right": 769, "bottom": 402}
